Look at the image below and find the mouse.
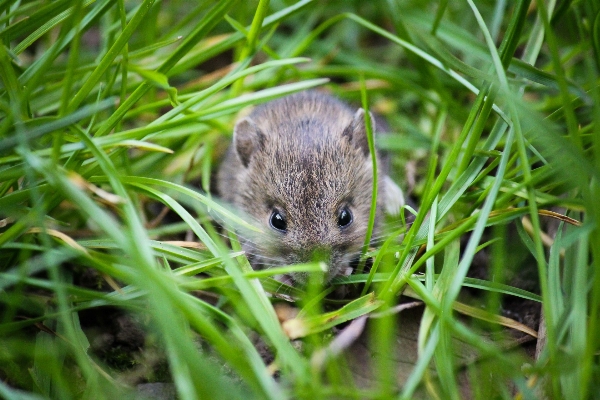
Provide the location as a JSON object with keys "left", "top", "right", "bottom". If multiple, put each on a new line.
{"left": 216, "top": 91, "right": 404, "bottom": 285}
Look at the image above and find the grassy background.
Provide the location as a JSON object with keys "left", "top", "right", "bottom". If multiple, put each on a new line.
{"left": 1, "top": 0, "right": 599, "bottom": 398}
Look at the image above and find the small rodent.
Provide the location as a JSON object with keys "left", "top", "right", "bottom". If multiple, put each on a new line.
{"left": 217, "top": 91, "right": 404, "bottom": 285}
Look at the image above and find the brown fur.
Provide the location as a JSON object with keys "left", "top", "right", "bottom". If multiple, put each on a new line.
{"left": 216, "top": 91, "right": 389, "bottom": 284}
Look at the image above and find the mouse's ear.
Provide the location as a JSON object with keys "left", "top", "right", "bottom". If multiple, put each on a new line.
{"left": 342, "top": 108, "right": 376, "bottom": 156}
{"left": 234, "top": 117, "right": 265, "bottom": 168}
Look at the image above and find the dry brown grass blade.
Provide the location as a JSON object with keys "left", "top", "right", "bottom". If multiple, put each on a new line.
{"left": 26, "top": 228, "right": 89, "bottom": 254}
{"left": 161, "top": 240, "right": 207, "bottom": 249}
{"left": 452, "top": 301, "right": 538, "bottom": 338}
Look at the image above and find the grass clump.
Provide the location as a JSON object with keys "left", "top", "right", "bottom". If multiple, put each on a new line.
{"left": 1, "top": 1, "right": 599, "bottom": 399}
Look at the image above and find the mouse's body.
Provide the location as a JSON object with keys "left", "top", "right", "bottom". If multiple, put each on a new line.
{"left": 216, "top": 91, "right": 403, "bottom": 285}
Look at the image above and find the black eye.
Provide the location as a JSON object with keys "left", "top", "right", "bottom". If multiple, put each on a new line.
{"left": 270, "top": 211, "right": 287, "bottom": 232}
{"left": 337, "top": 207, "right": 353, "bottom": 228}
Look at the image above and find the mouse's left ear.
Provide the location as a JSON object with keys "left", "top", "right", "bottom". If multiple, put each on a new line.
{"left": 234, "top": 117, "right": 265, "bottom": 168}
{"left": 342, "top": 108, "right": 376, "bottom": 156}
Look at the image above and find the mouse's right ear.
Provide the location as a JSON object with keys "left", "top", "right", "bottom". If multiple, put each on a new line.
{"left": 234, "top": 117, "right": 265, "bottom": 168}
{"left": 342, "top": 108, "right": 376, "bottom": 157}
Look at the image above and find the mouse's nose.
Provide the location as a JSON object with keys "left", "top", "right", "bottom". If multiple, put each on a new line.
{"left": 293, "top": 245, "right": 332, "bottom": 265}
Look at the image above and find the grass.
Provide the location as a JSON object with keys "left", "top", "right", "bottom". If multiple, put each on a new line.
{"left": 1, "top": 0, "right": 599, "bottom": 399}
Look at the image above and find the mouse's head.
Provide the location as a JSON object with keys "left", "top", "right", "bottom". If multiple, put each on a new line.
{"left": 231, "top": 97, "right": 383, "bottom": 285}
